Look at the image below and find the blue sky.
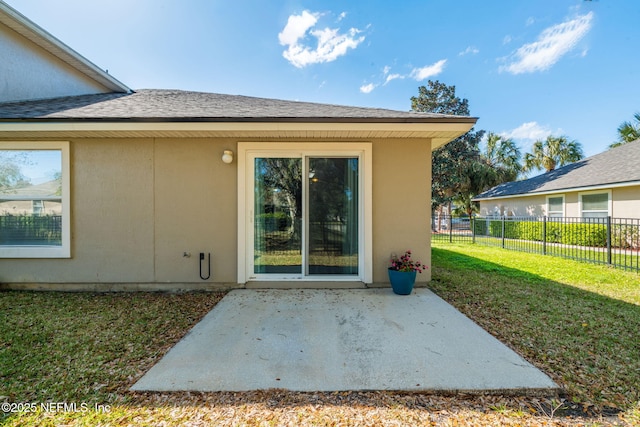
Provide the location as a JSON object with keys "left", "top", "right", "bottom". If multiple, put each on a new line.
{"left": 6, "top": 0, "right": 640, "bottom": 157}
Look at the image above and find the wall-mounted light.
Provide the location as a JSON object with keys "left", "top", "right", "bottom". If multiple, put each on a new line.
{"left": 222, "top": 150, "right": 234, "bottom": 164}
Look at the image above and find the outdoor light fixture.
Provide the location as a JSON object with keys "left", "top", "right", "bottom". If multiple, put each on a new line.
{"left": 221, "top": 150, "right": 234, "bottom": 164}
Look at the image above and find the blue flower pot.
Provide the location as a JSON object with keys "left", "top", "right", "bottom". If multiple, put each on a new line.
{"left": 388, "top": 268, "right": 417, "bottom": 295}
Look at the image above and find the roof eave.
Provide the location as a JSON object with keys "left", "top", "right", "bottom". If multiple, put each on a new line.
{"left": 0, "top": 119, "right": 476, "bottom": 145}
{"left": 473, "top": 180, "right": 640, "bottom": 201}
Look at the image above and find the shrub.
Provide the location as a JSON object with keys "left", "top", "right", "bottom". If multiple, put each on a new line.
{"left": 0, "top": 214, "right": 62, "bottom": 244}
{"left": 474, "top": 217, "right": 611, "bottom": 247}
{"left": 255, "top": 212, "right": 290, "bottom": 231}
{"left": 612, "top": 224, "right": 640, "bottom": 249}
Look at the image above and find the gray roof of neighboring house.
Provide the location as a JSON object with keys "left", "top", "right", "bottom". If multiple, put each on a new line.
{"left": 0, "top": 89, "right": 477, "bottom": 123}
{"left": 474, "top": 138, "right": 640, "bottom": 200}
{"left": 0, "top": 179, "right": 60, "bottom": 197}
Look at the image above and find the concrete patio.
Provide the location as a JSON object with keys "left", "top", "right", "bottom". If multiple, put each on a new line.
{"left": 131, "top": 288, "right": 559, "bottom": 394}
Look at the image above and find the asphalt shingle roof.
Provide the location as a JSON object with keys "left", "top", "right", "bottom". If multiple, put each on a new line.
{"left": 474, "top": 138, "right": 640, "bottom": 200}
{"left": 0, "top": 89, "right": 476, "bottom": 123}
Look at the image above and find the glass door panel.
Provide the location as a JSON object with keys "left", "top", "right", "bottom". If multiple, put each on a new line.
{"left": 308, "top": 158, "right": 358, "bottom": 275}
{"left": 254, "top": 158, "right": 302, "bottom": 274}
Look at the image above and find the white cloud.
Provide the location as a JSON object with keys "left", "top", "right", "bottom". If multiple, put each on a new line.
{"left": 500, "top": 12, "right": 593, "bottom": 74}
{"left": 384, "top": 73, "right": 404, "bottom": 84}
{"left": 503, "top": 35, "right": 512, "bottom": 45}
{"left": 526, "top": 16, "right": 535, "bottom": 26}
{"left": 278, "top": 10, "right": 318, "bottom": 46}
{"left": 458, "top": 46, "right": 479, "bottom": 56}
{"left": 359, "top": 83, "right": 376, "bottom": 94}
{"left": 279, "top": 10, "right": 366, "bottom": 68}
{"left": 409, "top": 59, "right": 447, "bottom": 81}
{"left": 500, "top": 121, "right": 553, "bottom": 142}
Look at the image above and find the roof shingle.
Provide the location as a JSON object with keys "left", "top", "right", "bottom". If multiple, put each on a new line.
{"left": 474, "top": 139, "right": 640, "bottom": 200}
{"left": 0, "top": 89, "right": 476, "bottom": 123}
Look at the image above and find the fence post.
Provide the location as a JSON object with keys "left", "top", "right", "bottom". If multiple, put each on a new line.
{"left": 543, "top": 216, "right": 547, "bottom": 255}
{"left": 449, "top": 215, "right": 453, "bottom": 243}
{"left": 472, "top": 216, "right": 476, "bottom": 244}
{"left": 607, "top": 216, "right": 612, "bottom": 265}
{"left": 501, "top": 216, "right": 506, "bottom": 248}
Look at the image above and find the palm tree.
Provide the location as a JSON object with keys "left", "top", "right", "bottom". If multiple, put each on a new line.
{"left": 483, "top": 132, "right": 522, "bottom": 182}
{"left": 453, "top": 157, "right": 497, "bottom": 217}
{"left": 523, "top": 135, "right": 584, "bottom": 173}
{"left": 610, "top": 113, "right": 640, "bottom": 149}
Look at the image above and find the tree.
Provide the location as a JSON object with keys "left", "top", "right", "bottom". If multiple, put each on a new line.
{"left": 610, "top": 113, "right": 640, "bottom": 149}
{"left": 257, "top": 158, "right": 302, "bottom": 238}
{"left": 0, "top": 152, "right": 30, "bottom": 192}
{"left": 411, "top": 81, "right": 479, "bottom": 212}
{"left": 523, "top": 135, "right": 584, "bottom": 173}
{"left": 411, "top": 81, "right": 470, "bottom": 116}
{"left": 483, "top": 132, "right": 522, "bottom": 182}
{"left": 452, "top": 157, "right": 496, "bottom": 217}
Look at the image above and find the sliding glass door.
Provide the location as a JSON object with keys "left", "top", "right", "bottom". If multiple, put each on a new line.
{"left": 251, "top": 155, "right": 359, "bottom": 279}
{"left": 307, "top": 158, "right": 358, "bottom": 275}
{"left": 253, "top": 157, "right": 303, "bottom": 274}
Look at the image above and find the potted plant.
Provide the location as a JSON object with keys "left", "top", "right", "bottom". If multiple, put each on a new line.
{"left": 388, "top": 250, "right": 424, "bottom": 295}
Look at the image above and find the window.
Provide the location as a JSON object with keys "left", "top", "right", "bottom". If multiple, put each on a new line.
{"left": 0, "top": 142, "right": 70, "bottom": 258}
{"left": 580, "top": 191, "right": 610, "bottom": 218}
{"left": 547, "top": 195, "right": 564, "bottom": 218}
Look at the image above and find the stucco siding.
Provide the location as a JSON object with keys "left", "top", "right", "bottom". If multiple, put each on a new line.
{"left": 0, "top": 139, "right": 155, "bottom": 283}
{"left": 153, "top": 139, "right": 237, "bottom": 283}
{"left": 0, "top": 24, "right": 109, "bottom": 103}
{"left": 612, "top": 186, "right": 640, "bottom": 218}
{"left": 479, "top": 194, "right": 547, "bottom": 217}
{"left": 1, "top": 137, "right": 437, "bottom": 287}
{"left": 373, "top": 139, "right": 431, "bottom": 283}
{"left": 72, "top": 139, "right": 156, "bottom": 281}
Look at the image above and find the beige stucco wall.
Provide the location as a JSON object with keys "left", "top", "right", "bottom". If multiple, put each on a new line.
{"left": 373, "top": 139, "right": 431, "bottom": 284}
{"left": 479, "top": 194, "right": 547, "bottom": 217}
{"left": 153, "top": 139, "right": 237, "bottom": 283}
{"left": 612, "top": 186, "right": 640, "bottom": 218}
{"left": 0, "top": 23, "right": 109, "bottom": 103}
{"left": 0, "top": 137, "right": 434, "bottom": 288}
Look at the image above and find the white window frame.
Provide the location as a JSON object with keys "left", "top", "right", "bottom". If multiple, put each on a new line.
{"left": 546, "top": 195, "right": 565, "bottom": 217}
{"left": 0, "top": 141, "right": 70, "bottom": 258}
{"left": 237, "top": 142, "right": 372, "bottom": 284}
{"left": 578, "top": 190, "right": 612, "bottom": 218}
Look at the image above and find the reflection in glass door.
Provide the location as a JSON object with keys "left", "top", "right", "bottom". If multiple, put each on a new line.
{"left": 252, "top": 156, "right": 359, "bottom": 278}
{"left": 254, "top": 157, "right": 302, "bottom": 274}
{"left": 308, "top": 158, "right": 358, "bottom": 275}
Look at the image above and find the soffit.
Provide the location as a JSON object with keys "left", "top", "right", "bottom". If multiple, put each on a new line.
{"left": 0, "top": 121, "right": 474, "bottom": 148}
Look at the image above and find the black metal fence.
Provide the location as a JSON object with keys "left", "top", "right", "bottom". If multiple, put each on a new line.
{"left": 255, "top": 219, "right": 350, "bottom": 254}
{"left": 432, "top": 215, "right": 640, "bottom": 272}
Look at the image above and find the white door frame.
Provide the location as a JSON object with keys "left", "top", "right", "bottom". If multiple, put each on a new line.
{"left": 237, "top": 142, "right": 372, "bottom": 284}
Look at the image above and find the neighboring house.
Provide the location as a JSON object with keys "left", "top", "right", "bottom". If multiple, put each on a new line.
{"left": 474, "top": 139, "right": 640, "bottom": 219}
{"left": 0, "top": 1, "right": 476, "bottom": 289}
{"left": 0, "top": 179, "right": 62, "bottom": 215}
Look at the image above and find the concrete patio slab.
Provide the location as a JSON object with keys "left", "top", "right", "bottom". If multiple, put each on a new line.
{"left": 131, "top": 288, "right": 559, "bottom": 393}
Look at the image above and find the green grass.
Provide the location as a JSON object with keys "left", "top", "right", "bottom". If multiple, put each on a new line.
{"left": 2, "top": 251, "right": 639, "bottom": 425}
{"left": 0, "top": 292, "right": 223, "bottom": 409}
{"left": 433, "top": 233, "right": 640, "bottom": 273}
{"left": 430, "top": 241, "right": 640, "bottom": 416}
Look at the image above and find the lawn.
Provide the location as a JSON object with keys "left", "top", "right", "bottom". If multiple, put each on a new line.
{"left": 430, "top": 242, "right": 640, "bottom": 421}
{"left": 1, "top": 244, "right": 639, "bottom": 426}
